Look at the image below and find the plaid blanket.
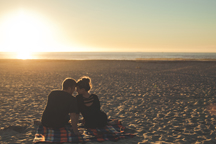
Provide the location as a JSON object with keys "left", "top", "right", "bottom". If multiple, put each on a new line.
{"left": 33, "top": 119, "right": 135, "bottom": 143}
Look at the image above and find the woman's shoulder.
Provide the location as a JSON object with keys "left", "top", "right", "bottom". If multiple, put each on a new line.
{"left": 90, "top": 93, "right": 97, "bottom": 96}
{"left": 90, "top": 94, "right": 99, "bottom": 99}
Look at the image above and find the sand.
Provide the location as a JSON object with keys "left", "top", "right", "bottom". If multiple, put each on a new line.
{"left": 0, "top": 59, "right": 216, "bottom": 144}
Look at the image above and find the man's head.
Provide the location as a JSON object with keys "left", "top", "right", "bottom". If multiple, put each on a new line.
{"left": 62, "top": 78, "right": 76, "bottom": 94}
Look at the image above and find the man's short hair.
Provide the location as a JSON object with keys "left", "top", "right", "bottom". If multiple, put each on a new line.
{"left": 62, "top": 78, "right": 76, "bottom": 90}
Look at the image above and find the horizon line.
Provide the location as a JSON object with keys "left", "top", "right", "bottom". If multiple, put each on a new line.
{"left": 1, "top": 51, "right": 216, "bottom": 53}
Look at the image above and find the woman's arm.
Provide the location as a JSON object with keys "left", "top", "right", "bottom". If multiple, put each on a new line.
{"left": 94, "top": 95, "right": 100, "bottom": 110}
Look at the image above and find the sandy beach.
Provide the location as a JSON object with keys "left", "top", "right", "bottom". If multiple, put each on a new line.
{"left": 0, "top": 59, "right": 216, "bottom": 144}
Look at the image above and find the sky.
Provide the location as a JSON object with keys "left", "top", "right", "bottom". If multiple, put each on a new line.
{"left": 0, "top": 0, "right": 216, "bottom": 52}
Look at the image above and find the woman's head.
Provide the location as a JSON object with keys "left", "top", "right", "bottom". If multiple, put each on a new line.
{"left": 76, "top": 76, "right": 92, "bottom": 94}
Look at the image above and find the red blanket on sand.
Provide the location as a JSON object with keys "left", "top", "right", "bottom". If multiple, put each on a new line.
{"left": 33, "top": 119, "right": 135, "bottom": 143}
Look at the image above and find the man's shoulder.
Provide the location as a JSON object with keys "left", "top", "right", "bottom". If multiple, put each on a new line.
{"left": 49, "top": 90, "right": 71, "bottom": 97}
{"left": 50, "top": 90, "right": 62, "bottom": 93}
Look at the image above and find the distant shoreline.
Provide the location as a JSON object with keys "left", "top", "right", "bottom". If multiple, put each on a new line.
{"left": 0, "top": 58, "right": 216, "bottom": 62}
{"left": 0, "top": 52, "right": 215, "bottom": 60}
{"left": 135, "top": 58, "right": 216, "bottom": 61}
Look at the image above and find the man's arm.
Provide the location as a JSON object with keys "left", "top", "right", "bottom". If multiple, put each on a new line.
{"left": 70, "top": 113, "right": 79, "bottom": 135}
{"left": 75, "top": 113, "right": 79, "bottom": 124}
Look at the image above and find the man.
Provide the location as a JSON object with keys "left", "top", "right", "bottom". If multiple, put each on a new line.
{"left": 41, "top": 78, "right": 79, "bottom": 135}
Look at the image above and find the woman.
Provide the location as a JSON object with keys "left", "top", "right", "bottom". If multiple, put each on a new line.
{"left": 76, "top": 76, "right": 107, "bottom": 128}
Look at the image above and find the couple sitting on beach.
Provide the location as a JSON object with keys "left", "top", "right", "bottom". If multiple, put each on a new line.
{"left": 41, "top": 77, "right": 107, "bottom": 135}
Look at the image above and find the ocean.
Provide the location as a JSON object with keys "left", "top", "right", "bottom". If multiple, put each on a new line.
{"left": 0, "top": 52, "right": 216, "bottom": 60}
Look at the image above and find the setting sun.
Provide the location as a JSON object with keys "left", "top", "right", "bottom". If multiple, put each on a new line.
{"left": 16, "top": 51, "right": 32, "bottom": 59}
{"left": 0, "top": 9, "right": 66, "bottom": 54}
